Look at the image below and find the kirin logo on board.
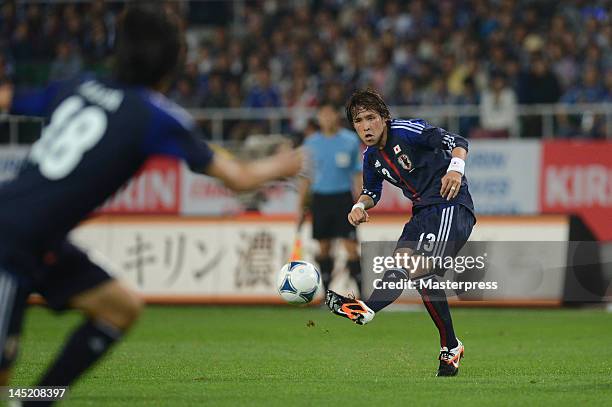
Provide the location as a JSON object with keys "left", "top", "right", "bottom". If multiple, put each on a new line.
{"left": 99, "top": 157, "right": 180, "bottom": 214}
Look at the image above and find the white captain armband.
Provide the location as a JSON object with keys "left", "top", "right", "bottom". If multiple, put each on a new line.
{"left": 447, "top": 157, "right": 465, "bottom": 175}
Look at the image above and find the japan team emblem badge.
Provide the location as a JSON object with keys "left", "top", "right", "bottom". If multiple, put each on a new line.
{"left": 397, "top": 154, "right": 412, "bottom": 171}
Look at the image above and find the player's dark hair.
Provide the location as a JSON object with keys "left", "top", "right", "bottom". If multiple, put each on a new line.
{"left": 345, "top": 89, "right": 391, "bottom": 124}
{"left": 113, "top": 4, "right": 184, "bottom": 87}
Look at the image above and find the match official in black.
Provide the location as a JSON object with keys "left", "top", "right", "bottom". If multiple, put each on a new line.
{"left": 298, "top": 103, "right": 363, "bottom": 294}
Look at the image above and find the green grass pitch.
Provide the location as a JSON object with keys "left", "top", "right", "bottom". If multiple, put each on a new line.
{"left": 10, "top": 306, "right": 612, "bottom": 406}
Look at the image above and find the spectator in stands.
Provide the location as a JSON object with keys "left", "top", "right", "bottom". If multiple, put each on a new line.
{"left": 0, "top": 54, "right": 12, "bottom": 142}
{"left": 558, "top": 65, "right": 607, "bottom": 138}
{"left": 41, "top": 11, "right": 63, "bottom": 60}
{"left": 170, "top": 76, "right": 201, "bottom": 109}
{"left": 182, "top": 61, "right": 206, "bottom": 99}
{"left": 82, "top": 19, "right": 111, "bottom": 65}
{"left": 223, "top": 79, "right": 249, "bottom": 141}
{"left": 377, "top": 0, "right": 412, "bottom": 38}
{"left": 362, "top": 47, "right": 397, "bottom": 99}
{"left": 521, "top": 55, "right": 562, "bottom": 137}
{"left": 421, "top": 76, "right": 449, "bottom": 105}
{"left": 392, "top": 76, "right": 420, "bottom": 106}
{"left": 0, "top": 1, "right": 17, "bottom": 42}
{"left": 226, "top": 79, "right": 243, "bottom": 108}
{"left": 244, "top": 68, "right": 281, "bottom": 108}
{"left": 9, "top": 21, "right": 32, "bottom": 64}
{"left": 522, "top": 55, "right": 562, "bottom": 104}
{"left": 317, "top": 60, "right": 340, "bottom": 91}
{"left": 561, "top": 65, "right": 606, "bottom": 104}
{"left": 0, "top": 55, "right": 12, "bottom": 86}
{"left": 322, "top": 82, "right": 347, "bottom": 110}
{"left": 23, "top": 3, "right": 46, "bottom": 60}
{"left": 479, "top": 72, "right": 518, "bottom": 138}
{"left": 196, "top": 45, "right": 213, "bottom": 77}
{"left": 453, "top": 77, "right": 480, "bottom": 138}
{"left": 448, "top": 57, "right": 486, "bottom": 96}
{"left": 548, "top": 42, "right": 578, "bottom": 90}
{"left": 286, "top": 75, "right": 318, "bottom": 133}
{"left": 503, "top": 58, "right": 523, "bottom": 95}
{"left": 88, "top": 0, "right": 115, "bottom": 39}
{"left": 202, "top": 73, "right": 229, "bottom": 108}
{"left": 64, "top": 5, "right": 84, "bottom": 50}
{"left": 605, "top": 69, "right": 612, "bottom": 102}
{"left": 48, "top": 40, "right": 83, "bottom": 82}
{"left": 226, "top": 42, "right": 244, "bottom": 78}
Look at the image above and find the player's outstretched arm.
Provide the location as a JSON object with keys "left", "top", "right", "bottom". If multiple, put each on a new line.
{"left": 440, "top": 147, "right": 467, "bottom": 200}
{"left": 348, "top": 195, "right": 375, "bottom": 226}
{"left": 205, "top": 148, "right": 304, "bottom": 192}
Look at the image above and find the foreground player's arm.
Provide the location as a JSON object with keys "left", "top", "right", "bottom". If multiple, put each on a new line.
{"left": 348, "top": 194, "right": 375, "bottom": 226}
{"left": 145, "top": 101, "right": 303, "bottom": 192}
{"left": 205, "top": 149, "right": 303, "bottom": 192}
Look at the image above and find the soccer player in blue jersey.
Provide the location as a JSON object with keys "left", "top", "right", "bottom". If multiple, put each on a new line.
{"left": 0, "top": 5, "right": 302, "bottom": 402}
{"left": 298, "top": 103, "right": 363, "bottom": 293}
{"left": 325, "top": 89, "right": 476, "bottom": 377}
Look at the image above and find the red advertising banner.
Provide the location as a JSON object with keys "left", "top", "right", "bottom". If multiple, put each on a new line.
{"left": 180, "top": 169, "right": 243, "bottom": 215}
{"left": 99, "top": 156, "right": 181, "bottom": 214}
{"left": 541, "top": 141, "right": 612, "bottom": 240}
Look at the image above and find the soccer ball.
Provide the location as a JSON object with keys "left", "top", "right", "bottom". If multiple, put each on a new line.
{"left": 277, "top": 261, "right": 321, "bottom": 304}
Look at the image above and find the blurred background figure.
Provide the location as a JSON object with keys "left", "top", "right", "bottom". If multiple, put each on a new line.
{"left": 244, "top": 68, "right": 281, "bottom": 109}
{"left": 557, "top": 65, "right": 607, "bottom": 138}
{"left": 392, "top": 76, "right": 420, "bottom": 106}
{"left": 453, "top": 77, "right": 480, "bottom": 138}
{"left": 298, "top": 103, "right": 363, "bottom": 295}
{"left": 48, "top": 40, "right": 83, "bottom": 82}
{"left": 520, "top": 55, "right": 561, "bottom": 138}
{"left": 479, "top": 72, "right": 518, "bottom": 138}
{"left": 170, "top": 76, "right": 202, "bottom": 109}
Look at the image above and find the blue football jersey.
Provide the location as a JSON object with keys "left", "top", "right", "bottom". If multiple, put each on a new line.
{"left": 0, "top": 78, "right": 214, "bottom": 251}
{"left": 361, "top": 119, "right": 474, "bottom": 213}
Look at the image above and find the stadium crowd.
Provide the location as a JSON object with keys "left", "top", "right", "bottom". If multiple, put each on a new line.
{"left": 0, "top": 0, "right": 610, "bottom": 139}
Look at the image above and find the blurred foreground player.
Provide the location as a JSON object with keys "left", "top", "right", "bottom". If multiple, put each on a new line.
{"left": 325, "top": 89, "right": 476, "bottom": 376}
{"left": 0, "top": 4, "right": 302, "bottom": 404}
